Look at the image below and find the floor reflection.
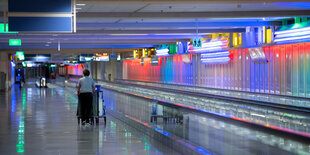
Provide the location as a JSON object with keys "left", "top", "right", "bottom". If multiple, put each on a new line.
{"left": 0, "top": 86, "right": 179, "bottom": 154}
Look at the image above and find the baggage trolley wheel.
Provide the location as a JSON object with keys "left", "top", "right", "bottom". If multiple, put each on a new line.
{"left": 96, "top": 118, "right": 99, "bottom": 124}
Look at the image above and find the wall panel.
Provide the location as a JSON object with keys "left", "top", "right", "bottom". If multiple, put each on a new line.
{"left": 123, "top": 42, "right": 310, "bottom": 98}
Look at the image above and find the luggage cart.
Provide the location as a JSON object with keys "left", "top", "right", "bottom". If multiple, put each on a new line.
{"left": 77, "top": 85, "right": 106, "bottom": 125}
{"left": 92, "top": 88, "right": 106, "bottom": 124}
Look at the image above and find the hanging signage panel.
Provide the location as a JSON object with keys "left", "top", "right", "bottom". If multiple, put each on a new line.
{"left": 110, "top": 54, "right": 116, "bottom": 59}
{"left": 9, "top": 39, "right": 21, "bottom": 46}
{"left": 9, "top": 17, "right": 72, "bottom": 32}
{"left": 192, "top": 38, "right": 202, "bottom": 48}
{"left": 94, "top": 53, "right": 109, "bottom": 62}
{"left": 8, "top": 0, "right": 72, "bottom": 32}
{"left": 9, "top": 0, "right": 71, "bottom": 12}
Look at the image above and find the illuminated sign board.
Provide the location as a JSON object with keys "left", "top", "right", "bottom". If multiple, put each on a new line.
{"left": 79, "top": 56, "right": 93, "bottom": 62}
{"left": 0, "top": 24, "right": 18, "bottom": 33}
{"left": 9, "top": 39, "right": 21, "bottom": 46}
{"left": 16, "top": 51, "right": 24, "bottom": 60}
{"left": 192, "top": 38, "right": 202, "bottom": 48}
{"left": 117, "top": 54, "right": 121, "bottom": 61}
{"left": 110, "top": 53, "right": 116, "bottom": 59}
{"left": 94, "top": 53, "right": 109, "bottom": 61}
{"left": 8, "top": 0, "right": 72, "bottom": 32}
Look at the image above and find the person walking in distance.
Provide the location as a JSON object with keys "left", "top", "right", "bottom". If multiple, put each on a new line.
{"left": 78, "top": 69, "right": 95, "bottom": 125}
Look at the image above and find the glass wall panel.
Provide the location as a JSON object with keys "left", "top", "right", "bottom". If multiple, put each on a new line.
{"left": 285, "top": 45, "right": 292, "bottom": 95}
{"left": 280, "top": 45, "right": 286, "bottom": 94}
{"left": 245, "top": 52, "right": 251, "bottom": 91}
{"left": 299, "top": 43, "right": 305, "bottom": 96}
{"left": 274, "top": 46, "right": 280, "bottom": 94}
{"left": 122, "top": 42, "right": 310, "bottom": 98}
{"left": 292, "top": 44, "right": 299, "bottom": 96}
{"left": 263, "top": 47, "right": 269, "bottom": 93}
{"left": 306, "top": 43, "right": 310, "bottom": 97}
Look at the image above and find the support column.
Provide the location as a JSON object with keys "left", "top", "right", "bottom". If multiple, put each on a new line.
{"left": 0, "top": 52, "right": 10, "bottom": 91}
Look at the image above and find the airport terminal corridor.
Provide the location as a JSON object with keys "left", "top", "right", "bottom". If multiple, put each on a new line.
{"left": 0, "top": 86, "right": 179, "bottom": 155}
{"left": 2, "top": 0, "right": 310, "bottom": 154}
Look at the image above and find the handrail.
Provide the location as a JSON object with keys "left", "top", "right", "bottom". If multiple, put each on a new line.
{"left": 116, "top": 79, "right": 310, "bottom": 100}
{"left": 112, "top": 81, "right": 310, "bottom": 114}
{"left": 98, "top": 82, "right": 310, "bottom": 142}
{"left": 65, "top": 79, "right": 310, "bottom": 140}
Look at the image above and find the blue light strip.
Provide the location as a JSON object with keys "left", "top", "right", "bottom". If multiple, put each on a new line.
{"left": 274, "top": 26, "right": 310, "bottom": 43}
{"left": 275, "top": 34, "right": 310, "bottom": 42}
{"left": 201, "top": 51, "right": 230, "bottom": 58}
{"left": 156, "top": 48, "right": 169, "bottom": 57}
{"left": 189, "top": 40, "right": 228, "bottom": 53}
{"left": 201, "top": 57, "right": 230, "bottom": 64}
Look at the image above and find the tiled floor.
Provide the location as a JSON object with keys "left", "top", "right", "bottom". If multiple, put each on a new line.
{"left": 0, "top": 86, "right": 179, "bottom": 155}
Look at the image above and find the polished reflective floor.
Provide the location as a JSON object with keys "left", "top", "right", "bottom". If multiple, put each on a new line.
{"left": 0, "top": 85, "right": 179, "bottom": 155}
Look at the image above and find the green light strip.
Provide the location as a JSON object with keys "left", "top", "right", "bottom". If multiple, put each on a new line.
{"left": 0, "top": 24, "right": 18, "bottom": 33}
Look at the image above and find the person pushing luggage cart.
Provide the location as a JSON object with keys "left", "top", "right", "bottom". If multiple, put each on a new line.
{"left": 77, "top": 69, "right": 95, "bottom": 125}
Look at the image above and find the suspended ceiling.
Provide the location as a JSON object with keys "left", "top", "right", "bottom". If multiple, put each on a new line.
{"left": 1, "top": 0, "right": 310, "bottom": 53}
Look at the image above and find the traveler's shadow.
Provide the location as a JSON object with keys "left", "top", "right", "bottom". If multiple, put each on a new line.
{"left": 77, "top": 125, "right": 99, "bottom": 154}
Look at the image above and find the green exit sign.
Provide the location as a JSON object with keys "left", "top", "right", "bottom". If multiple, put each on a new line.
{"left": 9, "top": 39, "right": 21, "bottom": 46}
{"left": 16, "top": 51, "right": 25, "bottom": 60}
{"left": 0, "top": 24, "right": 18, "bottom": 33}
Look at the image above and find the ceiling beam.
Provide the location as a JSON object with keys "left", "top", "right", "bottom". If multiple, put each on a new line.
{"left": 77, "top": 22, "right": 277, "bottom": 28}
{"left": 0, "top": 44, "right": 158, "bottom": 50}
{"left": 1, "top": 48, "right": 136, "bottom": 54}
{"left": 77, "top": 0, "right": 310, "bottom": 3}
{"left": 76, "top": 29, "right": 245, "bottom": 34}
{"left": 0, "top": 29, "right": 245, "bottom": 35}
{"left": 77, "top": 10, "right": 310, "bottom": 18}
{"left": 0, "top": 39, "right": 188, "bottom": 44}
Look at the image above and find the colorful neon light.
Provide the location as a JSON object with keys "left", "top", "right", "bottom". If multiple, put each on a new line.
{"left": 275, "top": 25, "right": 310, "bottom": 43}
{"left": 156, "top": 49, "right": 169, "bottom": 57}
{"left": 275, "top": 26, "right": 310, "bottom": 35}
{"left": 201, "top": 40, "right": 226, "bottom": 47}
{"left": 189, "top": 46, "right": 223, "bottom": 53}
{"left": 201, "top": 57, "right": 230, "bottom": 64}
{"left": 274, "top": 34, "right": 310, "bottom": 42}
{"left": 189, "top": 40, "right": 228, "bottom": 53}
{"left": 201, "top": 51, "right": 230, "bottom": 58}
{"left": 275, "top": 30, "right": 310, "bottom": 38}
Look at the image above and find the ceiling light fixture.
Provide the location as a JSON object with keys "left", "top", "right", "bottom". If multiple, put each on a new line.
{"left": 76, "top": 4, "right": 86, "bottom": 6}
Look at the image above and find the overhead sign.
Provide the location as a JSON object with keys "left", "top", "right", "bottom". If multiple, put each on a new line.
{"left": 117, "top": 54, "right": 121, "bottom": 61}
{"left": 94, "top": 53, "right": 109, "bottom": 61}
{"left": 0, "top": 24, "right": 18, "bottom": 33}
{"left": 9, "top": 17, "right": 72, "bottom": 32}
{"left": 24, "top": 54, "right": 51, "bottom": 62}
{"left": 192, "top": 38, "right": 202, "bottom": 48}
{"left": 110, "top": 54, "right": 116, "bottom": 59}
{"left": 16, "top": 51, "right": 24, "bottom": 60}
{"left": 9, "top": 39, "right": 21, "bottom": 46}
{"left": 8, "top": 0, "right": 72, "bottom": 32}
{"left": 151, "top": 56, "right": 159, "bottom": 66}
{"left": 79, "top": 54, "right": 94, "bottom": 62}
